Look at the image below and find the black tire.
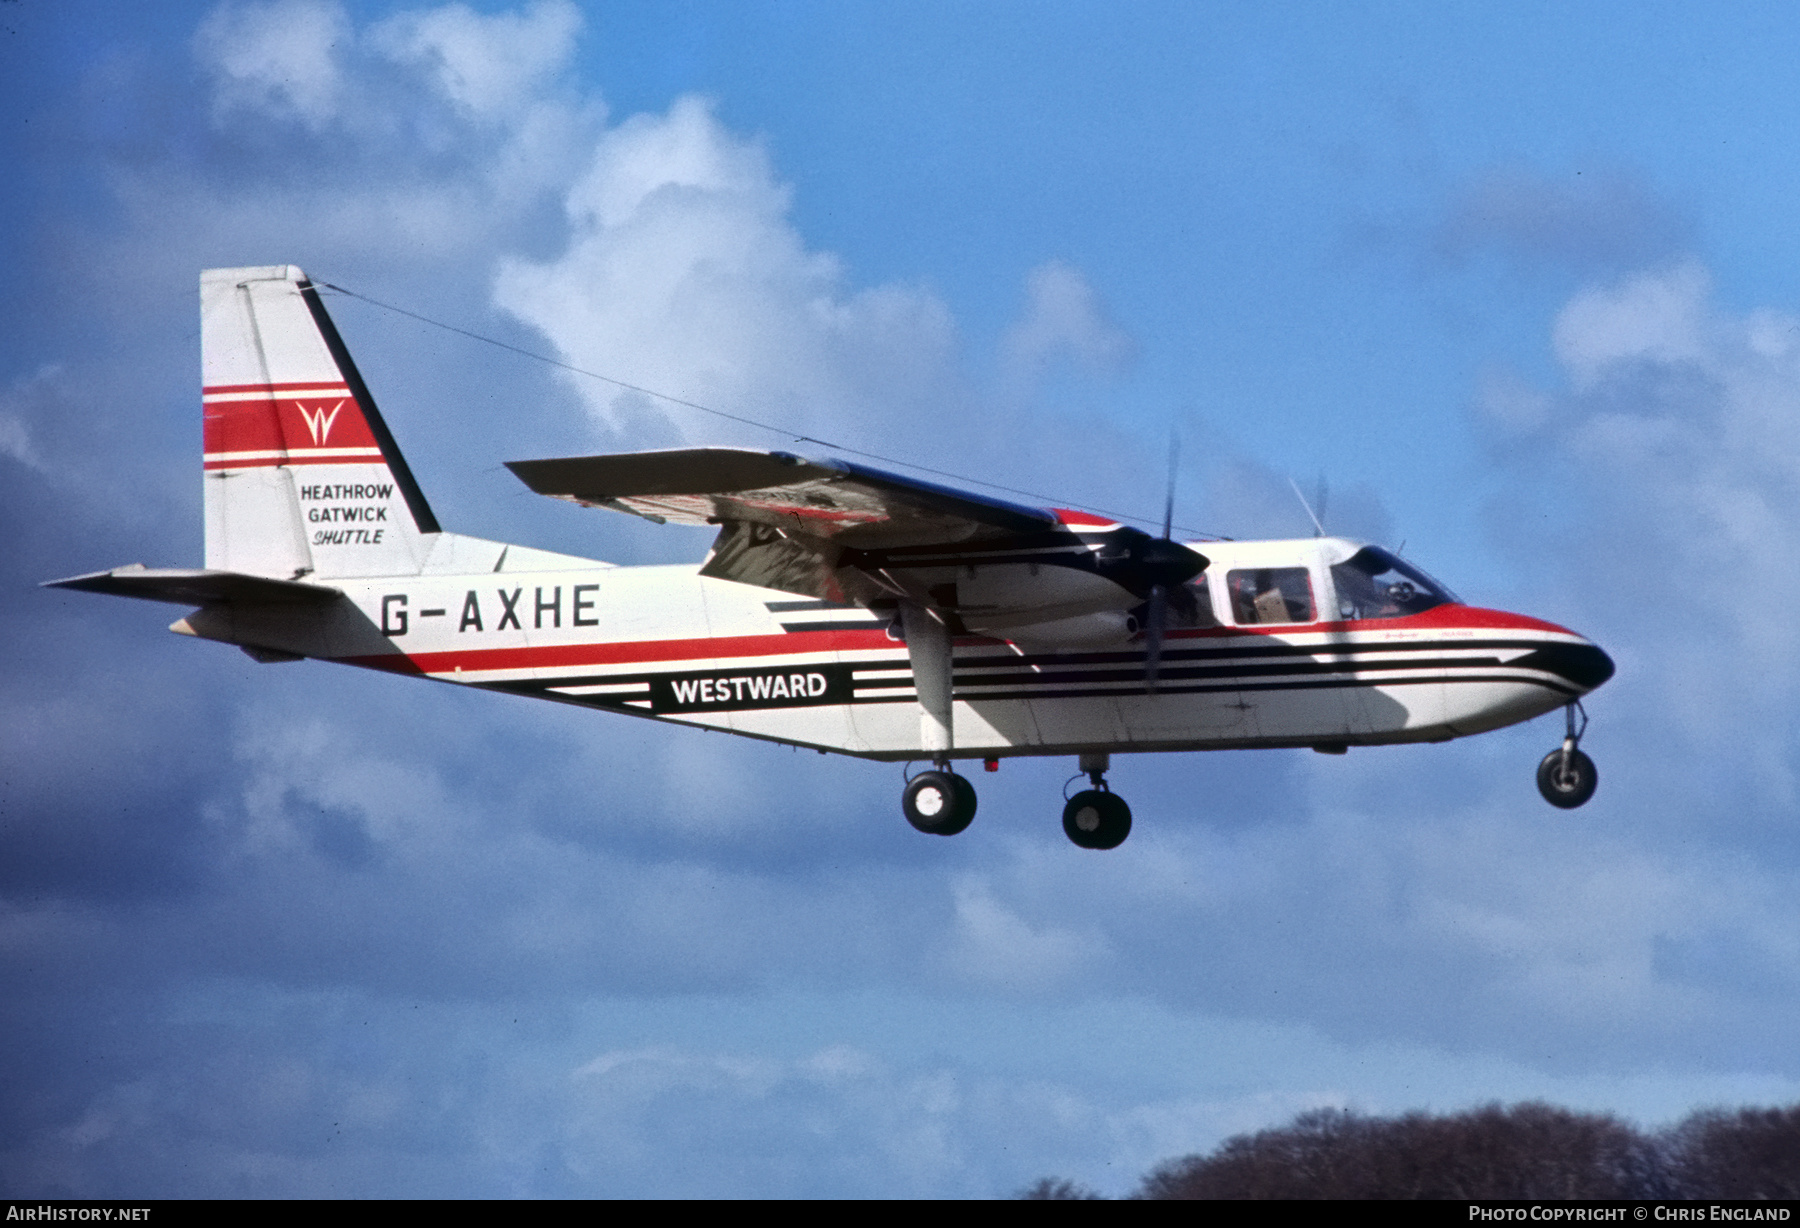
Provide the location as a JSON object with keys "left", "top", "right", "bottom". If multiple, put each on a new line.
{"left": 904, "top": 770, "right": 977, "bottom": 835}
{"left": 1537, "top": 748, "right": 1597, "bottom": 809}
{"left": 1062, "top": 789, "right": 1132, "bottom": 849}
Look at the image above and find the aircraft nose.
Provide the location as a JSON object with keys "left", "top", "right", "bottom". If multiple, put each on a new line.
{"left": 1523, "top": 638, "right": 1614, "bottom": 692}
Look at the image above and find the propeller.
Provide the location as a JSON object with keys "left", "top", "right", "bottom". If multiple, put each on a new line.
{"left": 1141, "top": 437, "right": 1206, "bottom": 693}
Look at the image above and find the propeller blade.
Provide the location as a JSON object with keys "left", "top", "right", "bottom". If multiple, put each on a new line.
{"left": 1146, "top": 432, "right": 1185, "bottom": 693}
{"left": 1162, "top": 435, "right": 1179, "bottom": 541}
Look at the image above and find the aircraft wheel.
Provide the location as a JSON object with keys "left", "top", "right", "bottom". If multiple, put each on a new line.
{"left": 904, "top": 770, "right": 977, "bottom": 835}
{"left": 1062, "top": 790, "right": 1131, "bottom": 849}
{"left": 1536, "top": 748, "right": 1597, "bottom": 809}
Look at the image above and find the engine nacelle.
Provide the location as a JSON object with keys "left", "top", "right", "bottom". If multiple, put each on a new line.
{"left": 996, "top": 609, "right": 1142, "bottom": 649}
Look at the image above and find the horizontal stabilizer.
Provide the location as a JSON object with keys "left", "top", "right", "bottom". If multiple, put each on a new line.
{"left": 42, "top": 565, "right": 343, "bottom": 606}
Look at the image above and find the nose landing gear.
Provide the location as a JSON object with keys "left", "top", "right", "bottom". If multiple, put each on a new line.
{"left": 1062, "top": 753, "right": 1132, "bottom": 849}
{"left": 1537, "top": 701, "right": 1597, "bottom": 809}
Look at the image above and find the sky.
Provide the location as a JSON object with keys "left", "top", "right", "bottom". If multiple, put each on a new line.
{"left": 5, "top": 0, "right": 1800, "bottom": 1199}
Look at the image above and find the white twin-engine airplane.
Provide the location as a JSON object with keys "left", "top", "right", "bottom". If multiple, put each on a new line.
{"left": 49, "top": 266, "right": 1615, "bottom": 849}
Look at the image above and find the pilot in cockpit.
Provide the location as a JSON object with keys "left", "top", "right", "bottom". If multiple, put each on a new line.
{"left": 1329, "top": 547, "right": 1454, "bottom": 622}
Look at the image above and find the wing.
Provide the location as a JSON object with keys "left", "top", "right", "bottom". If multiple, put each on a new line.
{"left": 506, "top": 448, "right": 1059, "bottom": 602}
{"left": 504, "top": 449, "right": 1052, "bottom": 541}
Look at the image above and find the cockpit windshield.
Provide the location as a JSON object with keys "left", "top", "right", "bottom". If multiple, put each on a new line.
{"left": 1329, "top": 547, "right": 1458, "bottom": 621}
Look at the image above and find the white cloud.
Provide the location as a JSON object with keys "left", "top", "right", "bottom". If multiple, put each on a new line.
{"left": 170, "top": 0, "right": 604, "bottom": 296}
{"left": 184, "top": 2, "right": 1133, "bottom": 484}
{"left": 0, "top": 413, "right": 41, "bottom": 471}
{"left": 1552, "top": 261, "right": 1713, "bottom": 388}
{"left": 196, "top": 0, "right": 351, "bottom": 131}
{"left": 1001, "top": 259, "right": 1134, "bottom": 384}
{"left": 372, "top": 0, "right": 581, "bottom": 119}
{"left": 0, "top": 366, "right": 56, "bottom": 472}
{"left": 495, "top": 95, "right": 966, "bottom": 450}
{"left": 945, "top": 875, "right": 1105, "bottom": 992}
{"left": 1504, "top": 262, "right": 1800, "bottom": 807}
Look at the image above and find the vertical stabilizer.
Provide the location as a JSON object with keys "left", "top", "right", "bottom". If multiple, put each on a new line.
{"left": 201, "top": 265, "right": 438, "bottom": 579}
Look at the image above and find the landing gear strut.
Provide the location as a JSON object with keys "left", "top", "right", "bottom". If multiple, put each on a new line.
{"left": 903, "top": 762, "right": 977, "bottom": 835}
{"left": 1537, "top": 701, "right": 1597, "bottom": 809}
{"left": 1063, "top": 752, "right": 1132, "bottom": 849}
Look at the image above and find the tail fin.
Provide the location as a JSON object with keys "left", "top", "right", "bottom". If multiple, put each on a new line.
{"left": 201, "top": 265, "right": 439, "bottom": 579}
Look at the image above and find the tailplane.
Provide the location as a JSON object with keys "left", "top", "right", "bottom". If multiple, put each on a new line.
{"left": 201, "top": 265, "right": 438, "bottom": 579}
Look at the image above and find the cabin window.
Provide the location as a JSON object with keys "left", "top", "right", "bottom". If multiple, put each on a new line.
{"left": 1328, "top": 547, "right": 1456, "bottom": 620}
{"left": 1226, "top": 568, "right": 1315, "bottom": 625}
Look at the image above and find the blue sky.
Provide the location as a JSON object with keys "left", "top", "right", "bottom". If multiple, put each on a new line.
{"left": 6, "top": 0, "right": 1800, "bottom": 1198}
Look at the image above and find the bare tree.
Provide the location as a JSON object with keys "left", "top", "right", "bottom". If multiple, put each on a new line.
{"left": 1662, "top": 1105, "right": 1800, "bottom": 1199}
{"left": 1136, "top": 1103, "right": 1651, "bottom": 1199}
{"left": 1024, "top": 1099, "right": 1800, "bottom": 1200}
{"left": 1017, "top": 1177, "right": 1104, "bottom": 1199}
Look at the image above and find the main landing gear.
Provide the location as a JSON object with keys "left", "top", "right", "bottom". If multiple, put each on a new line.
{"left": 897, "top": 752, "right": 1135, "bottom": 849}
{"left": 1537, "top": 701, "right": 1598, "bottom": 809}
{"left": 1062, "top": 753, "right": 1132, "bottom": 850}
{"left": 902, "top": 763, "right": 977, "bottom": 835}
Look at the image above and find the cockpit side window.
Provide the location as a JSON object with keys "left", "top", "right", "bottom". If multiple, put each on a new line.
{"left": 1226, "top": 568, "right": 1315, "bottom": 625}
{"left": 1329, "top": 547, "right": 1457, "bottom": 621}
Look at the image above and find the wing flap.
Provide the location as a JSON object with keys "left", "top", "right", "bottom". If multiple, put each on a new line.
{"left": 43, "top": 565, "right": 344, "bottom": 606}
{"left": 698, "top": 520, "right": 894, "bottom": 604}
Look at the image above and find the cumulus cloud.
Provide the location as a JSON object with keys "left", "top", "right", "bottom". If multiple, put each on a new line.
{"left": 1553, "top": 261, "right": 1715, "bottom": 386}
{"left": 174, "top": 0, "right": 598, "bottom": 286}
{"left": 945, "top": 876, "right": 1106, "bottom": 992}
{"left": 0, "top": 367, "right": 57, "bottom": 473}
{"left": 196, "top": 0, "right": 352, "bottom": 131}
{"left": 372, "top": 0, "right": 580, "bottom": 120}
{"left": 1478, "top": 260, "right": 1800, "bottom": 813}
{"left": 494, "top": 95, "right": 968, "bottom": 451}
{"left": 1000, "top": 260, "right": 1135, "bottom": 388}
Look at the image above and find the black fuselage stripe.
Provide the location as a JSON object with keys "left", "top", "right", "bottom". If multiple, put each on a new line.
{"left": 945, "top": 638, "right": 1564, "bottom": 668}
{"left": 449, "top": 639, "right": 1576, "bottom": 692}
{"left": 482, "top": 671, "right": 1578, "bottom": 713}
{"left": 490, "top": 666, "right": 1575, "bottom": 703}
{"left": 947, "top": 656, "right": 1529, "bottom": 686}
{"left": 842, "top": 675, "right": 1548, "bottom": 704}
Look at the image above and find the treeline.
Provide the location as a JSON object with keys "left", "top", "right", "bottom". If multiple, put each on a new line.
{"left": 1020, "top": 1101, "right": 1800, "bottom": 1199}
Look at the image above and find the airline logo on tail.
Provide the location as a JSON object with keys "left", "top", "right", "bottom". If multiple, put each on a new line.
{"left": 201, "top": 383, "right": 384, "bottom": 468}
{"left": 297, "top": 400, "right": 345, "bottom": 445}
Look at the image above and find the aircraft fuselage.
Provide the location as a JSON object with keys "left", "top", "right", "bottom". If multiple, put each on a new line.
{"left": 169, "top": 532, "right": 1609, "bottom": 762}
